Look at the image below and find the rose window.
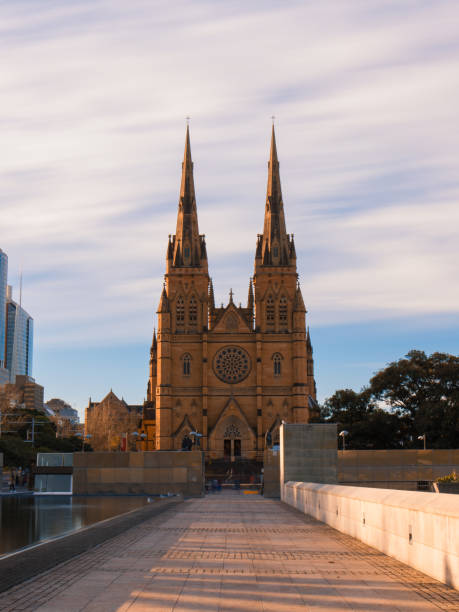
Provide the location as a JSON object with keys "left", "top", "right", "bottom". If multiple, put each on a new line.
{"left": 213, "top": 346, "right": 251, "bottom": 384}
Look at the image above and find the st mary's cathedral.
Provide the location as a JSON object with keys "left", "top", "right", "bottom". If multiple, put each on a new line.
{"left": 141, "top": 126, "right": 317, "bottom": 460}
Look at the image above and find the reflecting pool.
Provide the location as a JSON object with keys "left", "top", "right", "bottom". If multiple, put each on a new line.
{"left": 0, "top": 495, "right": 151, "bottom": 556}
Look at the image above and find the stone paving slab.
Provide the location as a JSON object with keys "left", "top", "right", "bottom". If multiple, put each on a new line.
{"left": 0, "top": 492, "right": 458, "bottom": 611}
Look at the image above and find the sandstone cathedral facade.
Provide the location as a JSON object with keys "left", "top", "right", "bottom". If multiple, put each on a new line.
{"left": 141, "top": 126, "right": 317, "bottom": 460}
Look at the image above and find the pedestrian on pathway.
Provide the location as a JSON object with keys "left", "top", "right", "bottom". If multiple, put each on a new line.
{"left": 9, "top": 470, "right": 16, "bottom": 493}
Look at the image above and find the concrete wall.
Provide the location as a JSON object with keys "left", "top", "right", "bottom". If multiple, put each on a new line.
{"left": 338, "top": 449, "right": 459, "bottom": 490}
{"left": 283, "top": 481, "right": 459, "bottom": 590}
{"left": 280, "top": 423, "right": 337, "bottom": 486}
{"left": 263, "top": 448, "right": 280, "bottom": 498}
{"left": 73, "top": 451, "right": 204, "bottom": 497}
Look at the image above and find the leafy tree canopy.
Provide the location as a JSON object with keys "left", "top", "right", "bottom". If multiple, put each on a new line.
{"left": 322, "top": 351, "right": 458, "bottom": 449}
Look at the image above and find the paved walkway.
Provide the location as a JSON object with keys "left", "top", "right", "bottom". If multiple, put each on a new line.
{"left": 1, "top": 492, "right": 458, "bottom": 611}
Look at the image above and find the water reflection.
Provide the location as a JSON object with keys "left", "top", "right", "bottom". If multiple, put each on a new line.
{"left": 0, "top": 495, "right": 150, "bottom": 555}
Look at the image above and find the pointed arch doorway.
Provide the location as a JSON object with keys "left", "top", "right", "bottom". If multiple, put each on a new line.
{"left": 208, "top": 398, "right": 257, "bottom": 461}
{"left": 223, "top": 421, "right": 242, "bottom": 461}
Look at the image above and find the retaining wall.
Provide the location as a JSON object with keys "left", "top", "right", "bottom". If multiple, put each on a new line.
{"left": 338, "top": 449, "right": 459, "bottom": 491}
{"left": 280, "top": 423, "right": 337, "bottom": 485}
{"left": 263, "top": 448, "right": 280, "bottom": 498}
{"left": 283, "top": 481, "right": 459, "bottom": 590}
{"left": 73, "top": 451, "right": 204, "bottom": 496}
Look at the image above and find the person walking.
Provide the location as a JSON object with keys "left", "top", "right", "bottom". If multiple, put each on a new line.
{"left": 9, "top": 469, "right": 16, "bottom": 493}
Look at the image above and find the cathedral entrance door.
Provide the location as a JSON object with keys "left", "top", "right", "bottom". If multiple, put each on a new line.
{"left": 234, "top": 439, "right": 241, "bottom": 457}
{"left": 223, "top": 438, "right": 241, "bottom": 461}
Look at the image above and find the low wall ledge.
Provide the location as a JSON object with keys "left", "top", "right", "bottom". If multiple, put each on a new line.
{"left": 285, "top": 481, "right": 459, "bottom": 518}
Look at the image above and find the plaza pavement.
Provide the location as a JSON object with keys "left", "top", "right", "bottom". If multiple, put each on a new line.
{"left": 1, "top": 491, "right": 458, "bottom": 611}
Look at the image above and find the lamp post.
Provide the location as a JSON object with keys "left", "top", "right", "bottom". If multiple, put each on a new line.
{"left": 339, "top": 430, "right": 349, "bottom": 452}
{"left": 417, "top": 434, "right": 427, "bottom": 450}
{"left": 189, "top": 431, "right": 203, "bottom": 449}
{"left": 131, "top": 431, "right": 147, "bottom": 451}
{"left": 76, "top": 433, "right": 92, "bottom": 453}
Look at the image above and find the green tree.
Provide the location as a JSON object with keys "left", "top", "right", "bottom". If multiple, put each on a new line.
{"left": 322, "top": 388, "right": 402, "bottom": 449}
{"left": 369, "top": 351, "right": 459, "bottom": 448}
{"left": 0, "top": 404, "right": 91, "bottom": 467}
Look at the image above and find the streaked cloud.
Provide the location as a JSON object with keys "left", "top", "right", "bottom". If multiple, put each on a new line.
{"left": 1, "top": 0, "right": 458, "bottom": 358}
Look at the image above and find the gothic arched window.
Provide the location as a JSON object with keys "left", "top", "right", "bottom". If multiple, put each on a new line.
{"left": 266, "top": 295, "right": 275, "bottom": 327}
{"left": 273, "top": 353, "right": 282, "bottom": 376}
{"left": 279, "top": 295, "right": 288, "bottom": 330}
{"left": 189, "top": 296, "right": 198, "bottom": 327}
{"left": 176, "top": 296, "right": 185, "bottom": 329}
{"left": 182, "top": 353, "right": 191, "bottom": 376}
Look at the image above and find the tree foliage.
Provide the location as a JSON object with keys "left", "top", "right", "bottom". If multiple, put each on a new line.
{"left": 322, "top": 388, "right": 403, "bottom": 449}
{"left": 0, "top": 389, "right": 91, "bottom": 467}
{"left": 369, "top": 350, "right": 458, "bottom": 448}
{"left": 322, "top": 351, "right": 459, "bottom": 449}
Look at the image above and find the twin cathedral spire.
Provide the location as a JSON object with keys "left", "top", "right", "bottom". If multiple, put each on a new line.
{"left": 159, "top": 124, "right": 306, "bottom": 333}
{"left": 168, "top": 124, "right": 295, "bottom": 274}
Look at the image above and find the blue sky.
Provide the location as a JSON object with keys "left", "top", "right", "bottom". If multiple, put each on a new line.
{"left": 1, "top": 1, "right": 458, "bottom": 420}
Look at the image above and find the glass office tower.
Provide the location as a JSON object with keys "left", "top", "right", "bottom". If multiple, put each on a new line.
{"left": 5, "top": 286, "right": 34, "bottom": 381}
{"left": 0, "top": 249, "right": 7, "bottom": 369}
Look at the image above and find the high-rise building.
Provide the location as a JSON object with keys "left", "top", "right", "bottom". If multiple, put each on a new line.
{"left": 5, "top": 285, "right": 34, "bottom": 382}
{"left": 143, "top": 127, "right": 317, "bottom": 459}
{"left": 0, "top": 249, "right": 9, "bottom": 383}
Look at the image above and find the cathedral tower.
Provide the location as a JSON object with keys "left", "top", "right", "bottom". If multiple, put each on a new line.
{"left": 253, "top": 126, "right": 315, "bottom": 424}
{"left": 153, "top": 126, "right": 210, "bottom": 450}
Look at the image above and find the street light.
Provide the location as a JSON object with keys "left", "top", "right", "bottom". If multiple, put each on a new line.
{"left": 417, "top": 434, "right": 426, "bottom": 450}
{"left": 131, "top": 432, "right": 147, "bottom": 450}
{"left": 75, "top": 433, "right": 92, "bottom": 453}
{"left": 189, "top": 431, "right": 203, "bottom": 448}
{"left": 339, "top": 430, "right": 349, "bottom": 452}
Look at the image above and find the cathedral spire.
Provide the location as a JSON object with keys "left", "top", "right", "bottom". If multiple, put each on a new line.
{"left": 157, "top": 284, "right": 170, "bottom": 313}
{"left": 208, "top": 278, "right": 215, "bottom": 310}
{"left": 247, "top": 278, "right": 254, "bottom": 311}
{"left": 267, "top": 124, "right": 281, "bottom": 205}
{"left": 179, "top": 124, "right": 195, "bottom": 207}
{"left": 306, "top": 326, "right": 313, "bottom": 352}
{"left": 169, "top": 125, "right": 207, "bottom": 270}
{"left": 258, "top": 125, "right": 293, "bottom": 267}
{"left": 150, "top": 328, "right": 157, "bottom": 355}
{"left": 294, "top": 281, "right": 306, "bottom": 312}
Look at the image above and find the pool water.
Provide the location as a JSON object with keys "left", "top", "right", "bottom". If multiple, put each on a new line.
{"left": 0, "top": 495, "right": 151, "bottom": 556}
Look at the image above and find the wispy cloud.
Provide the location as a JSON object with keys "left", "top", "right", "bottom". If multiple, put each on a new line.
{"left": 1, "top": 0, "right": 458, "bottom": 351}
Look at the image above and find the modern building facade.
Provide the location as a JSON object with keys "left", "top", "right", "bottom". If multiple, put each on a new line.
{"left": 12, "top": 375, "right": 44, "bottom": 412}
{"left": 142, "top": 127, "right": 317, "bottom": 460}
{"left": 0, "top": 249, "right": 8, "bottom": 383}
{"left": 5, "top": 285, "right": 34, "bottom": 382}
